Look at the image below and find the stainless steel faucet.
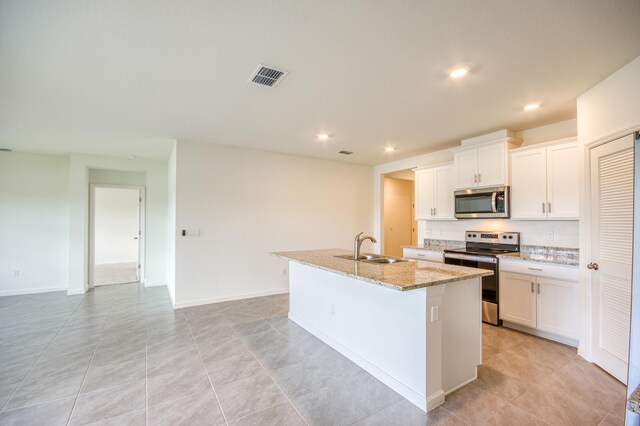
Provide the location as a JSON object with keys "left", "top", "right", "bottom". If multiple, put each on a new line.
{"left": 354, "top": 232, "right": 377, "bottom": 260}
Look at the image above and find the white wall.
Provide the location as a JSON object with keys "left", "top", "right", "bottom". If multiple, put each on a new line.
{"left": 0, "top": 152, "right": 70, "bottom": 295}
{"left": 68, "top": 154, "right": 168, "bottom": 293}
{"left": 374, "top": 120, "right": 579, "bottom": 252}
{"left": 576, "top": 55, "right": 640, "bottom": 424}
{"left": 94, "top": 187, "right": 140, "bottom": 265}
{"left": 166, "top": 143, "right": 177, "bottom": 304}
{"left": 173, "top": 140, "right": 373, "bottom": 308}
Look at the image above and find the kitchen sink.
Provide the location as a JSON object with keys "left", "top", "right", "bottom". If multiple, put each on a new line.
{"left": 334, "top": 254, "right": 381, "bottom": 261}
{"left": 334, "top": 254, "right": 408, "bottom": 264}
{"left": 363, "top": 257, "right": 408, "bottom": 264}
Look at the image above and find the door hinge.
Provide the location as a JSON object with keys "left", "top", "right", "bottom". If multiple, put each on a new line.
{"left": 139, "top": 197, "right": 142, "bottom": 202}
{"left": 138, "top": 264, "right": 141, "bottom": 269}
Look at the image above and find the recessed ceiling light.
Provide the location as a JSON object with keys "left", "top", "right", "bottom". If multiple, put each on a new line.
{"left": 384, "top": 146, "right": 396, "bottom": 153}
{"left": 449, "top": 67, "right": 469, "bottom": 79}
{"left": 128, "top": 155, "right": 138, "bottom": 159}
{"left": 523, "top": 103, "right": 540, "bottom": 111}
{"left": 317, "top": 133, "right": 330, "bottom": 141}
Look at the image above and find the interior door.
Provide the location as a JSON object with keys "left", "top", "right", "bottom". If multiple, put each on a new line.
{"left": 590, "top": 134, "right": 634, "bottom": 384}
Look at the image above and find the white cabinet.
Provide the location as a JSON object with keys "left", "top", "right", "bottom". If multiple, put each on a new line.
{"left": 402, "top": 248, "right": 443, "bottom": 262}
{"left": 414, "top": 163, "right": 455, "bottom": 221}
{"left": 510, "top": 139, "right": 579, "bottom": 220}
{"left": 453, "top": 139, "right": 520, "bottom": 189}
{"left": 499, "top": 259, "right": 579, "bottom": 344}
{"left": 500, "top": 272, "right": 537, "bottom": 328}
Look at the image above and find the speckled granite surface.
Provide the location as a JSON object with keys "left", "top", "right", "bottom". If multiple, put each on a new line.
{"left": 498, "top": 245, "right": 579, "bottom": 267}
{"left": 629, "top": 385, "right": 640, "bottom": 414}
{"left": 274, "top": 248, "right": 493, "bottom": 291}
{"left": 402, "top": 239, "right": 465, "bottom": 252}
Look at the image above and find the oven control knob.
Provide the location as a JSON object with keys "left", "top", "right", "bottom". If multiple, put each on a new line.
{"left": 509, "top": 236, "right": 513, "bottom": 239}
{"left": 467, "top": 234, "right": 471, "bottom": 237}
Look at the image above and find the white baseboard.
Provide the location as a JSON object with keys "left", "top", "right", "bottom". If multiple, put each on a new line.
{"left": 144, "top": 281, "right": 166, "bottom": 288}
{"left": 173, "top": 288, "right": 289, "bottom": 309}
{"left": 289, "top": 312, "right": 427, "bottom": 412}
{"left": 426, "top": 390, "right": 445, "bottom": 411}
{"left": 67, "top": 288, "right": 87, "bottom": 295}
{"left": 0, "top": 286, "right": 68, "bottom": 297}
{"left": 502, "top": 321, "right": 579, "bottom": 347}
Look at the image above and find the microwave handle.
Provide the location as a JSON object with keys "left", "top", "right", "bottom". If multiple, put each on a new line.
{"left": 491, "top": 192, "right": 497, "bottom": 213}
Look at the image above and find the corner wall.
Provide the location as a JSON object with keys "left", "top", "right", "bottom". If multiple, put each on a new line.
{"left": 173, "top": 140, "right": 373, "bottom": 308}
{"left": 0, "top": 152, "right": 70, "bottom": 295}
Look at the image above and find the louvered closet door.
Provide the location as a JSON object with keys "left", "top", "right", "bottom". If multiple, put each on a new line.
{"left": 590, "top": 134, "right": 634, "bottom": 384}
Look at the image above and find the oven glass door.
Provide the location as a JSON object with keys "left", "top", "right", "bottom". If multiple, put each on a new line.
{"left": 444, "top": 256, "right": 498, "bottom": 303}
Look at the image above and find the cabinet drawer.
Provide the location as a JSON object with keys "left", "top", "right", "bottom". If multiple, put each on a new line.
{"left": 403, "top": 248, "right": 443, "bottom": 263}
{"left": 499, "top": 259, "right": 578, "bottom": 282}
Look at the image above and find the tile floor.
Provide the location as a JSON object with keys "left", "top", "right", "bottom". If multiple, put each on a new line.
{"left": 0, "top": 283, "right": 627, "bottom": 425}
{"left": 93, "top": 262, "right": 139, "bottom": 286}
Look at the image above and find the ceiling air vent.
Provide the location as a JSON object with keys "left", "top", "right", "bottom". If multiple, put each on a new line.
{"left": 248, "top": 64, "right": 288, "bottom": 87}
{"left": 338, "top": 150, "right": 353, "bottom": 155}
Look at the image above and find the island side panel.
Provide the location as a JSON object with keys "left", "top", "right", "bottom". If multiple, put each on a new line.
{"left": 288, "top": 261, "right": 427, "bottom": 411}
{"left": 441, "top": 277, "right": 482, "bottom": 394}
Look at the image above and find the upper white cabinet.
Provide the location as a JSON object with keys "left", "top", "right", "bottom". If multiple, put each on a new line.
{"left": 453, "top": 131, "right": 521, "bottom": 189}
{"left": 414, "top": 163, "right": 455, "bottom": 221}
{"left": 510, "top": 138, "right": 579, "bottom": 220}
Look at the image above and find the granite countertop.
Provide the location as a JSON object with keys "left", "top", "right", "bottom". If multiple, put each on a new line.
{"left": 274, "top": 248, "right": 493, "bottom": 291}
{"left": 628, "top": 385, "right": 640, "bottom": 415}
{"left": 497, "top": 245, "right": 579, "bottom": 267}
{"left": 402, "top": 239, "right": 464, "bottom": 252}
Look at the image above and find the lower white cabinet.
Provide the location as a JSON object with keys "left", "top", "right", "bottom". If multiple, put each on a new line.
{"left": 499, "top": 260, "right": 578, "bottom": 343}
{"left": 402, "top": 248, "right": 443, "bottom": 262}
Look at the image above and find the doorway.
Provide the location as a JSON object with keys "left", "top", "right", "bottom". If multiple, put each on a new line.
{"left": 90, "top": 185, "right": 145, "bottom": 286}
{"left": 382, "top": 170, "right": 417, "bottom": 257}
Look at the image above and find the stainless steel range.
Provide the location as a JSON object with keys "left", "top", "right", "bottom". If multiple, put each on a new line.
{"left": 443, "top": 231, "right": 520, "bottom": 325}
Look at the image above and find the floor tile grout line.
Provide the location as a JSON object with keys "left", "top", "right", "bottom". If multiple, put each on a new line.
{"left": 239, "top": 317, "right": 310, "bottom": 426}
{"left": 0, "top": 294, "right": 87, "bottom": 415}
{"left": 65, "top": 293, "right": 117, "bottom": 425}
{"left": 183, "top": 312, "right": 231, "bottom": 426}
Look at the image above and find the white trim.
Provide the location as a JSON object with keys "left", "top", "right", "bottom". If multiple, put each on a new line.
{"left": 502, "top": 321, "right": 579, "bottom": 347}
{"left": 89, "top": 183, "right": 146, "bottom": 288}
{"left": 0, "top": 287, "right": 68, "bottom": 297}
{"left": 289, "top": 312, "right": 428, "bottom": 412}
{"left": 444, "top": 375, "right": 477, "bottom": 396}
{"left": 172, "top": 288, "right": 289, "bottom": 309}
{"left": 67, "top": 289, "right": 87, "bottom": 295}
{"left": 144, "top": 281, "right": 167, "bottom": 288}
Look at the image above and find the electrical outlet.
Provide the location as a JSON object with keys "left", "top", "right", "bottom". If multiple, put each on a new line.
{"left": 546, "top": 232, "right": 554, "bottom": 241}
{"left": 430, "top": 305, "right": 439, "bottom": 322}
{"left": 281, "top": 268, "right": 287, "bottom": 276}
{"left": 13, "top": 270, "right": 20, "bottom": 278}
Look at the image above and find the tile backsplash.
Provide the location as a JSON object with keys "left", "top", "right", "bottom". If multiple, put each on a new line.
{"left": 418, "top": 219, "right": 579, "bottom": 248}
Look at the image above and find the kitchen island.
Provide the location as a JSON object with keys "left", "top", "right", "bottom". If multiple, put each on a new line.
{"left": 274, "top": 248, "right": 493, "bottom": 412}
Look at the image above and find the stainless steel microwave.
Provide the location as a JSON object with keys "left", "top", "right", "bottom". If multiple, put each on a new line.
{"left": 454, "top": 186, "right": 510, "bottom": 219}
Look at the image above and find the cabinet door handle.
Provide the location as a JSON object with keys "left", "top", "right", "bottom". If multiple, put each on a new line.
{"left": 548, "top": 202, "right": 551, "bottom": 213}
{"left": 433, "top": 208, "right": 437, "bottom": 216}
{"left": 528, "top": 267, "right": 543, "bottom": 271}
{"left": 531, "top": 282, "right": 534, "bottom": 293}
{"left": 474, "top": 174, "right": 478, "bottom": 183}
{"left": 542, "top": 202, "right": 545, "bottom": 213}
{"left": 537, "top": 282, "right": 540, "bottom": 294}
{"left": 417, "top": 254, "right": 426, "bottom": 257}
{"left": 478, "top": 173, "right": 481, "bottom": 182}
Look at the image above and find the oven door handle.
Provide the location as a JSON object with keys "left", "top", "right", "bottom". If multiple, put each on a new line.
{"left": 491, "top": 192, "right": 497, "bottom": 213}
{"left": 444, "top": 253, "right": 497, "bottom": 264}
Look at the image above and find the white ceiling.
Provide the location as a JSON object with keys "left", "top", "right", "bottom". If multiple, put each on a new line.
{"left": 1, "top": 1, "right": 640, "bottom": 164}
